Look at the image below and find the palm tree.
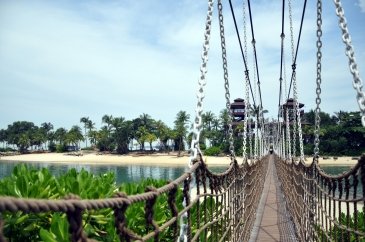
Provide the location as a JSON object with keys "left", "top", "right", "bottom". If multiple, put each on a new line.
{"left": 41, "top": 122, "right": 54, "bottom": 150}
{"left": 140, "top": 113, "right": 153, "bottom": 130}
{"left": 67, "top": 125, "right": 84, "bottom": 148}
{"left": 174, "top": 111, "right": 190, "bottom": 156}
{"left": 155, "top": 120, "right": 172, "bottom": 151}
{"left": 111, "top": 117, "right": 132, "bottom": 154}
{"left": 54, "top": 127, "right": 67, "bottom": 145}
{"left": 80, "top": 117, "right": 91, "bottom": 147}
{"left": 146, "top": 133, "right": 157, "bottom": 151}
{"left": 0, "top": 129, "right": 7, "bottom": 149}
{"left": 202, "top": 111, "right": 215, "bottom": 131}
{"left": 102, "top": 115, "right": 113, "bottom": 131}
{"left": 136, "top": 126, "right": 148, "bottom": 150}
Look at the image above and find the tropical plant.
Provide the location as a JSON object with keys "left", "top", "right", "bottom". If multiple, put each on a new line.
{"left": 80, "top": 117, "right": 91, "bottom": 147}
{"left": 173, "top": 111, "right": 190, "bottom": 156}
{"left": 66, "top": 125, "right": 84, "bottom": 148}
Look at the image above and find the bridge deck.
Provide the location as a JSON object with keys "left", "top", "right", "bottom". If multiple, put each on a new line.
{"left": 249, "top": 156, "right": 297, "bottom": 242}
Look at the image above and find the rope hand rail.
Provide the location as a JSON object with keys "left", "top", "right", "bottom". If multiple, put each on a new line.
{"left": 276, "top": 154, "right": 365, "bottom": 241}
{"left": 0, "top": 153, "right": 269, "bottom": 242}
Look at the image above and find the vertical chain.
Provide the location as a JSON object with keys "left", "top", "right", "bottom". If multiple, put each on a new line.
{"left": 242, "top": 0, "right": 249, "bottom": 163}
{"left": 243, "top": 76, "right": 249, "bottom": 163}
{"left": 283, "top": 47, "right": 291, "bottom": 161}
{"left": 288, "top": 0, "right": 295, "bottom": 62}
{"left": 252, "top": 39, "right": 258, "bottom": 161}
{"left": 243, "top": 0, "right": 248, "bottom": 63}
{"left": 314, "top": 0, "right": 322, "bottom": 158}
{"left": 249, "top": 119, "right": 253, "bottom": 161}
{"left": 189, "top": 0, "right": 214, "bottom": 166}
{"left": 254, "top": 116, "right": 258, "bottom": 161}
{"left": 182, "top": 1, "right": 214, "bottom": 241}
{"left": 292, "top": 102, "right": 297, "bottom": 160}
{"left": 293, "top": 70, "right": 305, "bottom": 162}
{"left": 288, "top": 0, "right": 297, "bottom": 162}
{"left": 286, "top": 108, "right": 292, "bottom": 161}
{"left": 333, "top": 0, "right": 365, "bottom": 126}
{"left": 218, "top": 0, "right": 235, "bottom": 159}
{"left": 282, "top": 131, "right": 286, "bottom": 160}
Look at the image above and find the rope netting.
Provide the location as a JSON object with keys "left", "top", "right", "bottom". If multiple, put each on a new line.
{"left": 276, "top": 154, "right": 365, "bottom": 241}
{"left": 0, "top": 154, "right": 269, "bottom": 242}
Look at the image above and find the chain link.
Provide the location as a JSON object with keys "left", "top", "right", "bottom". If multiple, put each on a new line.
{"left": 182, "top": 1, "right": 214, "bottom": 241}
{"left": 189, "top": 0, "right": 215, "bottom": 167}
{"left": 249, "top": 118, "right": 253, "bottom": 161}
{"left": 292, "top": 105, "right": 297, "bottom": 159}
{"left": 243, "top": 1, "right": 248, "bottom": 63}
{"left": 288, "top": 0, "right": 295, "bottom": 63}
{"left": 333, "top": 0, "right": 365, "bottom": 126}
{"left": 314, "top": 0, "right": 322, "bottom": 158}
{"left": 285, "top": 108, "right": 292, "bottom": 162}
{"left": 218, "top": 0, "right": 235, "bottom": 159}
{"left": 242, "top": 0, "right": 249, "bottom": 163}
{"left": 243, "top": 75, "right": 250, "bottom": 163}
{"left": 293, "top": 71, "right": 305, "bottom": 162}
{"left": 288, "top": 0, "right": 297, "bottom": 161}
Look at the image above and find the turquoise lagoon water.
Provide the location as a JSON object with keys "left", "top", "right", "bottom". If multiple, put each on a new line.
{"left": 0, "top": 160, "right": 355, "bottom": 184}
{"left": 0, "top": 160, "right": 227, "bottom": 184}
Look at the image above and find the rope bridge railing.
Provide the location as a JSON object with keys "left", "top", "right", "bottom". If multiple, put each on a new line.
{"left": 276, "top": 154, "right": 365, "bottom": 241}
{"left": 0, "top": 154, "right": 269, "bottom": 242}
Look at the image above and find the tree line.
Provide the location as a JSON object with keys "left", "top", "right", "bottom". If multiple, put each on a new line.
{"left": 0, "top": 110, "right": 363, "bottom": 156}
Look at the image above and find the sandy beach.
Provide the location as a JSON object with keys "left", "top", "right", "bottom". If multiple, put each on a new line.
{"left": 0, "top": 152, "right": 232, "bottom": 167}
{"left": 0, "top": 151, "right": 362, "bottom": 167}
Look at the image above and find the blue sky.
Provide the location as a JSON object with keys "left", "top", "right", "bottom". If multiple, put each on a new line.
{"left": 0, "top": 0, "right": 364, "bottom": 130}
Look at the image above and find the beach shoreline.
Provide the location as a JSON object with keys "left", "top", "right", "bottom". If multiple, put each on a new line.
{"left": 0, "top": 152, "right": 362, "bottom": 167}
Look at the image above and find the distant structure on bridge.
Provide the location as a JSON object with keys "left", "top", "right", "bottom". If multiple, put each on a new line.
{"left": 281, "top": 98, "right": 306, "bottom": 123}
{"left": 230, "top": 98, "right": 246, "bottom": 126}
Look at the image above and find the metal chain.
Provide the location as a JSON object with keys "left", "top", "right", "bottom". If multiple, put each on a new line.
{"left": 243, "top": 0, "right": 248, "bottom": 63}
{"left": 189, "top": 0, "right": 215, "bottom": 167}
{"left": 289, "top": 0, "right": 297, "bottom": 161}
{"left": 243, "top": 74, "right": 250, "bottom": 163}
{"left": 282, "top": 131, "right": 285, "bottom": 159}
{"left": 283, "top": 48, "right": 291, "bottom": 161}
{"left": 242, "top": 0, "right": 249, "bottom": 163}
{"left": 293, "top": 70, "right": 305, "bottom": 162}
{"left": 252, "top": 39, "right": 259, "bottom": 161}
{"left": 182, "top": 1, "right": 214, "bottom": 241}
{"left": 254, "top": 116, "right": 258, "bottom": 161}
{"left": 218, "top": 0, "right": 235, "bottom": 159}
{"left": 288, "top": 0, "right": 295, "bottom": 63}
{"left": 333, "top": 0, "right": 365, "bottom": 126}
{"left": 286, "top": 108, "right": 292, "bottom": 161}
{"left": 314, "top": 0, "right": 322, "bottom": 158}
{"left": 249, "top": 118, "right": 253, "bottom": 160}
{"left": 292, "top": 102, "right": 297, "bottom": 159}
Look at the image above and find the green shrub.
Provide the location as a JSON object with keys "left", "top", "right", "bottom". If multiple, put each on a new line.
{"left": 0, "top": 165, "right": 184, "bottom": 241}
{"left": 0, "top": 147, "right": 16, "bottom": 152}
{"left": 55, "top": 144, "right": 66, "bottom": 153}
{"left": 204, "top": 146, "right": 221, "bottom": 156}
{"left": 48, "top": 142, "right": 56, "bottom": 152}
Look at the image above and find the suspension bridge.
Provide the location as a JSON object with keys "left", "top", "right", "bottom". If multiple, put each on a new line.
{"left": 1, "top": 0, "right": 364, "bottom": 241}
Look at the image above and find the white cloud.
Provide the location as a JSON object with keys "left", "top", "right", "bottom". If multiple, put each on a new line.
{"left": 359, "top": 0, "right": 365, "bottom": 12}
{"left": 0, "top": 0, "right": 364, "bottom": 129}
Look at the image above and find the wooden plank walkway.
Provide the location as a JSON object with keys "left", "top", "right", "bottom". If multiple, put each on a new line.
{"left": 249, "top": 156, "right": 297, "bottom": 242}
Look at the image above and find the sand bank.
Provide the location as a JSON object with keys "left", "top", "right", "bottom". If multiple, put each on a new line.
{"left": 0, "top": 152, "right": 232, "bottom": 167}
{"left": 0, "top": 152, "right": 362, "bottom": 167}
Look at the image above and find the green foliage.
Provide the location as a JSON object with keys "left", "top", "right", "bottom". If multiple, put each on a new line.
{"left": 302, "top": 110, "right": 365, "bottom": 156}
{"left": 56, "top": 144, "right": 67, "bottom": 153}
{"left": 0, "top": 165, "right": 192, "bottom": 241}
{"left": 316, "top": 211, "right": 365, "bottom": 241}
{"left": 204, "top": 146, "right": 221, "bottom": 156}
{"left": 0, "top": 165, "right": 229, "bottom": 241}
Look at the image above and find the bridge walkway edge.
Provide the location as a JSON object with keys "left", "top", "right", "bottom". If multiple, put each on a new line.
{"left": 248, "top": 155, "right": 297, "bottom": 242}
